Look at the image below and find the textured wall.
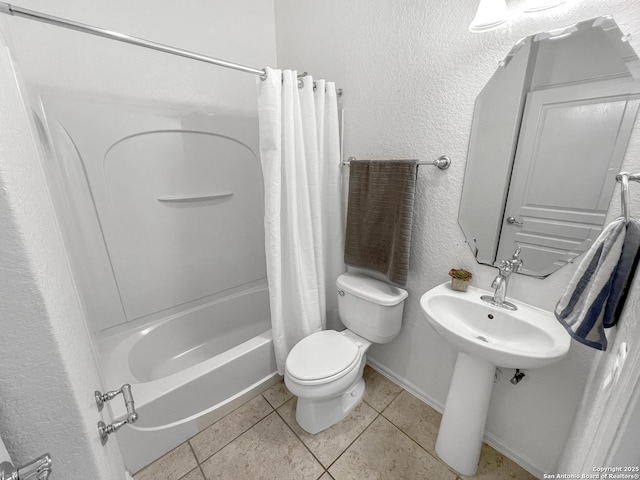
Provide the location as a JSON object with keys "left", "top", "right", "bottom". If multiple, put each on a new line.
{"left": 0, "top": 45, "right": 125, "bottom": 479}
{"left": 274, "top": 0, "right": 640, "bottom": 474}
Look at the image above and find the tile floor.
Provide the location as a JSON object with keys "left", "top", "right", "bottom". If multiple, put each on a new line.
{"left": 133, "top": 366, "right": 537, "bottom": 480}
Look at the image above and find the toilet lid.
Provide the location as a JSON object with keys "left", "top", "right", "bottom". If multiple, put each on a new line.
{"left": 286, "top": 330, "right": 361, "bottom": 382}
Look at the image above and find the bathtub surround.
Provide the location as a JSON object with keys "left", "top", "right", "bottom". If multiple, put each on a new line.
{"left": 30, "top": 91, "right": 279, "bottom": 468}
{"left": 274, "top": 0, "right": 640, "bottom": 475}
{"left": 257, "top": 68, "right": 343, "bottom": 373}
{"left": 0, "top": 0, "right": 277, "bottom": 477}
{"left": 36, "top": 74, "right": 276, "bottom": 479}
{"left": 2, "top": 0, "right": 278, "bottom": 336}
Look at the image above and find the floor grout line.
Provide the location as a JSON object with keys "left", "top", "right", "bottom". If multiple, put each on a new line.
{"left": 193, "top": 372, "right": 401, "bottom": 476}
{"left": 372, "top": 386, "right": 404, "bottom": 415}
{"left": 273, "top": 395, "right": 385, "bottom": 474}
{"left": 184, "top": 441, "right": 206, "bottom": 479}
{"left": 178, "top": 465, "right": 205, "bottom": 480}
{"left": 260, "top": 391, "right": 288, "bottom": 410}
{"left": 382, "top": 415, "right": 459, "bottom": 478}
{"left": 375, "top": 394, "right": 462, "bottom": 478}
{"left": 272, "top": 401, "right": 328, "bottom": 470}
{"left": 191, "top": 399, "right": 275, "bottom": 467}
{"left": 322, "top": 407, "right": 382, "bottom": 473}
{"left": 144, "top": 375, "right": 535, "bottom": 480}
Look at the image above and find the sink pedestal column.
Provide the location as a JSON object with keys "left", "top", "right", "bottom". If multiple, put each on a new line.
{"left": 435, "top": 352, "right": 495, "bottom": 476}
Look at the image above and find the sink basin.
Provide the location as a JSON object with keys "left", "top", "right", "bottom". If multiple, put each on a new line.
{"left": 419, "top": 282, "right": 571, "bottom": 476}
{"left": 420, "top": 282, "right": 570, "bottom": 369}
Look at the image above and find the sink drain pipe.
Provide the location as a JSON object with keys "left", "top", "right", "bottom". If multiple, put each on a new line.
{"left": 510, "top": 369, "right": 526, "bottom": 385}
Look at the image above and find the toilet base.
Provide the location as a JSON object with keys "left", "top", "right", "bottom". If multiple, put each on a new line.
{"left": 295, "top": 378, "right": 366, "bottom": 434}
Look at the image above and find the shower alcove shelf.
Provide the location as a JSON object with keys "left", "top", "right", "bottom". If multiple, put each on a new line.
{"left": 157, "top": 192, "right": 234, "bottom": 203}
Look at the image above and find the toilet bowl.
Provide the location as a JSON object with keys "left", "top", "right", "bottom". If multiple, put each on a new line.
{"left": 285, "top": 329, "right": 371, "bottom": 434}
{"left": 285, "top": 272, "right": 408, "bottom": 434}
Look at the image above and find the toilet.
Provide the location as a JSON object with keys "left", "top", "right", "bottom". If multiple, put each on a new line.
{"left": 284, "top": 271, "right": 408, "bottom": 434}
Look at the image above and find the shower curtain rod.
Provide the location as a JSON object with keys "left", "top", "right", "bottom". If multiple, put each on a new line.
{"left": 0, "top": 2, "right": 267, "bottom": 78}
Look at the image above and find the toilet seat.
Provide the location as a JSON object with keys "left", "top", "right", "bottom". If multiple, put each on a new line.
{"left": 286, "top": 330, "right": 362, "bottom": 386}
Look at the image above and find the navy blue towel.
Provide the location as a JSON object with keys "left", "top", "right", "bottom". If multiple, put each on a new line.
{"left": 555, "top": 218, "right": 640, "bottom": 351}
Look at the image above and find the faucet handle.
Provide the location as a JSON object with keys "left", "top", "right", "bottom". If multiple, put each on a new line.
{"left": 498, "top": 259, "right": 512, "bottom": 275}
{"left": 507, "top": 247, "right": 523, "bottom": 269}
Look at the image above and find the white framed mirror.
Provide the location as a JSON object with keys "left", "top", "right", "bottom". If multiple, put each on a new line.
{"left": 459, "top": 16, "right": 640, "bottom": 277}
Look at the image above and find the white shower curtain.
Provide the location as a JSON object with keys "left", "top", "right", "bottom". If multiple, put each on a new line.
{"left": 257, "top": 67, "right": 343, "bottom": 374}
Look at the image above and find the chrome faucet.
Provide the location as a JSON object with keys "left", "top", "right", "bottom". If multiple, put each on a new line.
{"left": 481, "top": 247, "right": 523, "bottom": 311}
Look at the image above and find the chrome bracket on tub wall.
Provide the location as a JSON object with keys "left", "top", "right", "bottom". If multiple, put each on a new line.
{"left": 0, "top": 453, "right": 52, "bottom": 480}
{"left": 95, "top": 384, "right": 139, "bottom": 445}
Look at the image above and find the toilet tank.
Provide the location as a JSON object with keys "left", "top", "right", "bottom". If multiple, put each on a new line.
{"left": 336, "top": 272, "right": 408, "bottom": 344}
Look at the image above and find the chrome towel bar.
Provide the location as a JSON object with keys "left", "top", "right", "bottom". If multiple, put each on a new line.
{"left": 341, "top": 156, "right": 451, "bottom": 170}
{"left": 616, "top": 171, "right": 640, "bottom": 224}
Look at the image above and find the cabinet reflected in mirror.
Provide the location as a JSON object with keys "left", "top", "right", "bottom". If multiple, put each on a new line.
{"left": 459, "top": 17, "right": 640, "bottom": 277}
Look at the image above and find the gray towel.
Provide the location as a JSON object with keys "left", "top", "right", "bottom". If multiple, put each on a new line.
{"left": 344, "top": 159, "right": 417, "bottom": 286}
{"left": 554, "top": 218, "right": 640, "bottom": 350}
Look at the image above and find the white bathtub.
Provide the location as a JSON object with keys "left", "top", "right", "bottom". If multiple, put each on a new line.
{"left": 100, "top": 285, "right": 278, "bottom": 474}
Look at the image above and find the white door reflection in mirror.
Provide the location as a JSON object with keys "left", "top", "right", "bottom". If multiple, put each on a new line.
{"left": 498, "top": 81, "right": 640, "bottom": 276}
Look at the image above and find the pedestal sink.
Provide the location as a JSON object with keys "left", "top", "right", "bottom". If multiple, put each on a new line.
{"left": 420, "top": 282, "right": 570, "bottom": 476}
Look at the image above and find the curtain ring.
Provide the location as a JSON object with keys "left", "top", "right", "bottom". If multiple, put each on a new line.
{"left": 297, "top": 72, "right": 308, "bottom": 89}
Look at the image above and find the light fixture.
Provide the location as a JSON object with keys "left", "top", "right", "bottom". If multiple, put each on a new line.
{"left": 523, "top": 0, "right": 566, "bottom": 13}
{"left": 469, "top": 0, "right": 509, "bottom": 33}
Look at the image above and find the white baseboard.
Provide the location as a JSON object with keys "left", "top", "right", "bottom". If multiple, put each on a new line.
{"left": 366, "top": 358, "right": 446, "bottom": 412}
{"left": 483, "top": 431, "right": 543, "bottom": 479}
{"left": 366, "top": 359, "right": 544, "bottom": 479}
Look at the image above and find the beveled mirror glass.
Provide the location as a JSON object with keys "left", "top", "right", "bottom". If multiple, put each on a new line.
{"left": 459, "top": 16, "right": 640, "bottom": 277}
